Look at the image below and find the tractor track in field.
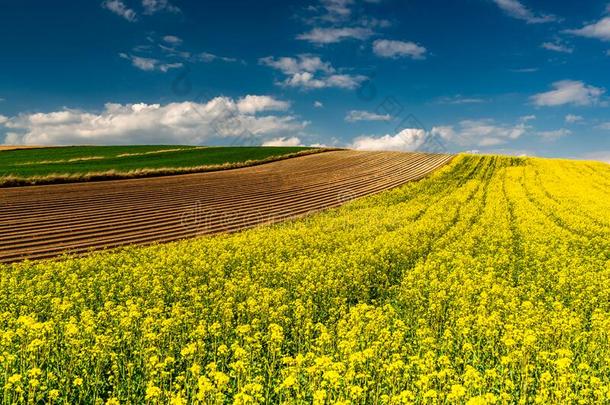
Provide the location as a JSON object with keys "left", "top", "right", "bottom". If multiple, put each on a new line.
{"left": 0, "top": 150, "right": 453, "bottom": 263}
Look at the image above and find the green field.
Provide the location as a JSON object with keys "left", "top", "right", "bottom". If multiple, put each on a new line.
{"left": 1, "top": 155, "right": 609, "bottom": 403}
{"left": 0, "top": 145, "right": 316, "bottom": 186}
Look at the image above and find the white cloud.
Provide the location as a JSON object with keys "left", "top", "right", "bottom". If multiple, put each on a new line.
{"left": 259, "top": 55, "right": 333, "bottom": 75}
{"left": 142, "top": 0, "right": 180, "bottom": 15}
{"left": 235, "top": 95, "right": 290, "bottom": 115}
{"left": 314, "top": 101, "right": 324, "bottom": 108}
{"left": 372, "top": 39, "right": 426, "bottom": 59}
{"left": 262, "top": 137, "right": 303, "bottom": 147}
{"left": 432, "top": 119, "right": 530, "bottom": 147}
{"left": 530, "top": 80, "right": 605, "bottom": 107}
{"left": 0, "top": 115, "right": 8, "bottom": 125}
{"left": 297, "top": 27, "right": 373, "bottom": 44}
{"left": 596, "top": 122, "right": 610, "bottom": 130}
{"left": 492, "top": 0, "right": 557, "bottom": 24}
{"left": 537, "top": 128, "right": 571, "bottom": 140}
{"left": 436, "top": 95, "right": 486, "bottom": 104}
{"left": 122, "top": 36, "right": 240, "bottom": 74}
{"left": 282, "top": 73, "right": 365, "bottom": 90}
{"left": 566, "top": 17, "right": 610, "bottom": 41}
{"left": 2, "top": 97, "right": 306, "bottom": 146}
{"left": 307, "top": 0, "right": 385, "bottom": 24}
{"left": 350, "top": 128, "right": 427, "bottom": 151}
{"left": 541, "top": 41, "right": 573, "bottom": 53}
{"left": 260, "top": 55, "right": 366, "bottom": 90}
{"left": 119, "top": 54, "right": 156, "bottom": 71}
{"left": 102, "top": 0, "right": 137, "bottom": 22}
{"left": 345, "top": 110, "right": 392, "bottom": 122}
{"left": 317, "top": 0, "right": 354, "bottom": 22}
{"left": 163, "top": 35, "right": 182, "bottom": 45}
{"left": 565, "top": 114, "right": 583, "bottom": 123}
{"left": 429, "top": 126, "right": 456, "bottom": 141}
{"left": 197, "top": 52, "right": 239, "bottom": 63}
{"left": 119, "top": 53, "right": 183, "bottom": 72}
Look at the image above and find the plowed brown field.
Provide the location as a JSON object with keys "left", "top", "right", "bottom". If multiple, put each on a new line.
{"left": 0, "top": 150, "right": 452, "bottom": 263}
{"left": 0, "top": 145, "right": 49, "bottom": 151}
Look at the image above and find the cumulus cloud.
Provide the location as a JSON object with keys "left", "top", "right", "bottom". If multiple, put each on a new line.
{"left": 565, "top": 114, "right": 583, "bottom": 123}
{"left": 596, "top": 122, "right": 610, "bottom": 130}
{"left": 537, "top": 128, "right": 571, "bottom": 140}
{"left": 530, "top": 80, "right": 605, "bottom": 107}
{"left": 306, "top": 0, "right": 385, "bottom": 24}
{"left": 259, "top": 55, "right": 333, "bottom": 75}
{"left": 541, "top": 41, "right": 573, "bottom": 53}
{"left": 345, "top": 110, "right": 392, "bottom": 122}
{"left": 235, "top": 95, "right": 290, "bottom": 115}
{"left": 2, "top": 97, "right": 306, "bottom": 146}
{"left": 259, "top": 55, "right": 366, "bottom": 90}
{"left": 297, "top": 27, "right": 373, "bottom": 44}
{"left": 432, "top": 118, "right": 530, "bottom": 147}
{"left": 372, "top": 39, "right": 427, "bottom": 59}
{"left": 285, "top": 73, "right": 365, "bottom": 90}
{"left": 492, "top": 0, "right": 557, "bottom": 24}
{"left": 0, "top": 115, "right": 8, "bottom": 125}
{"left": 314, "top": 101, "right": 324, "bottom": 108}
{"left": 142, "top": 0, "right": 180, "bottom": 15}
{"left": 162, "top": 35, "right": 182, "bottom": 45}
{"left": 315, "top": 0, "right": 355, "bottom": 23}
{"left": 297, "top": 0, "right": 390, "bottom": 46}
{"left": 102, "top": 0, "right": 137, "bottom": 22}
{"left": 262, "top": 137, "right": 303, "bottom": 147}
{"left": 350, "top": 128, "right": 427, "bottom": 151}
{"left": 566, "top": 17, "right": 610, "bottom": 41}
{"left": 119, "top": 53, "right": 183, "bottom": 72}
{"left": 102, "top": 0, "right": 179, "bottom": 20}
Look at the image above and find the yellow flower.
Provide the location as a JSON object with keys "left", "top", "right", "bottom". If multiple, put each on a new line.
{"left": 27, "top": 368, "right": 42, "bottom": 378}
{"left": 8, "top": 374, "right": 22, "bottom": 384}
{"left": 189, "top": 364, "right": 202, "bottom": 375}
{"left": 145, "top": 385, "right": 162, "bottom": 400}
{"left": 170, "top": 394, "right": 186, "bottom": 405}
{"left": 449, "top": 384, "right": 467, "bottom": 399}
{"left": 313, "top": 390, "right": 326, "bottom": 405}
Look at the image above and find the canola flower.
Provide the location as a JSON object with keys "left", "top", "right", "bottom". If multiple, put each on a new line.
{"left": 0, "top": 155, "right": 609, "bottom": 404}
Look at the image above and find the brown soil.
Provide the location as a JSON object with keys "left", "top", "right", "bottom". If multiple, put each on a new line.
{"left": 0, "top": 145, "right": 50, "bottom": 151}
{"left": 0, "top": 150, "right": 453, "bottom": 263}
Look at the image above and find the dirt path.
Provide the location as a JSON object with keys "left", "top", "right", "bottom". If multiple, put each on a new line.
{"left": 0, "top": 150, "right": 453, "bottom": 263}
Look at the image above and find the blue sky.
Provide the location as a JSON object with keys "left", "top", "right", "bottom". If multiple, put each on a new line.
{"left": 1, "top": 0, "right": 610, "bottom": 161}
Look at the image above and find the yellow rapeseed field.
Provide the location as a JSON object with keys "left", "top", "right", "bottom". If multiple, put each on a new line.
{"left": 1, "top": 155, "right": 609, "bottom": 404}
